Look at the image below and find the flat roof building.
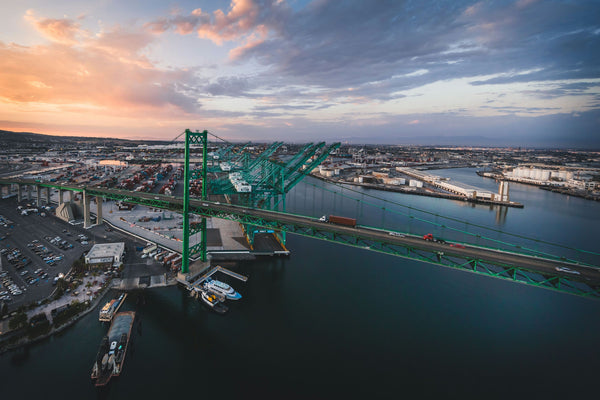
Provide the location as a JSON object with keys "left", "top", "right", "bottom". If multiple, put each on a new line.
{"left": 85, "top": 242, "right": 125, "bottom": 267}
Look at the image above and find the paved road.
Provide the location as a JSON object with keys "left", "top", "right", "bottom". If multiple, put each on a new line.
{"left": 3, "top": 180, "right": 599, "bottom": 286}
{"left": 194, "top": 198, "right": 600, "bottom": 285}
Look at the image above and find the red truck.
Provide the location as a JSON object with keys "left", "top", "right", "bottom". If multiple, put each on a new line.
{"left": 320, "top": 215, "right": 357, "bottom": 227}
{"left": 423, "top": 233, "right": 446, "bottom": 244}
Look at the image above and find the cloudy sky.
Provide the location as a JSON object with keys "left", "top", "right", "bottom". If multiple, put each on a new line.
{"left": 1, "top": 0, "right": 599, "bottom": 146}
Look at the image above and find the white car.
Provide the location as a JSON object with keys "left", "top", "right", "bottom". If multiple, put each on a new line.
{"left": 389, "top": 232, "right": 405, "bottom": 237}
{"left": 555, "top": 266, "right": 580, "bottom": 275}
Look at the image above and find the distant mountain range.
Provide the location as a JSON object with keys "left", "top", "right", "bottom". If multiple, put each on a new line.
{"left": 0, "top": 130, "right": 170, "bottom": 147}
{"left": 1, "top": 128, "right": 597, "bottom": 149}
{"left": 0, "top": 129, "right": 128, "bottom": 145}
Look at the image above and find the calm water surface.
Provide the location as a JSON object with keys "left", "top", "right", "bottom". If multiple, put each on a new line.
{"left": 2, "top": 170, "right": 599, "bottom": 399}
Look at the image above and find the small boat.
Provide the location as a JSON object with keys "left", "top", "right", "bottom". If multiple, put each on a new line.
{"left": 200, "top": 291, "right": 228, "bottom": 314}
{"left": 204, "top": 278, "right": 242, "bottom": 300}
{"left": 99, "top": 293, "right": 127, "bottom": 322}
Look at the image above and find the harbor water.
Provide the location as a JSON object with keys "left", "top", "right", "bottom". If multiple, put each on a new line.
{"left": 1, "top": 169, "right": 599, "bottom": 398}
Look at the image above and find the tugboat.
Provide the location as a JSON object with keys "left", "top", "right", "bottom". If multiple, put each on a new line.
{"left": 91, "top": 311, "right": 135, "bottom": 387}
{"left": 200, "top": 290, "right": 228, "bottom": 314}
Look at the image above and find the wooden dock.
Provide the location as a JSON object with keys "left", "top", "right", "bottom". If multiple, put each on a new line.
{"left": 179, "top": 264, "right": 248, "bottom": 296}
{"left": 190, "top": 265, "right": 247, "bottom": 287}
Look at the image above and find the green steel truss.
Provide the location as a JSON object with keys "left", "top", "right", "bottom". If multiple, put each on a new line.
{"left": 185, "top": 202, "right": 600, "bottom": 299}
{"left": 207, "top": 142, "right": 250, "bottom": 173}
{"left": 207, "top": 141, "right": 341, "bottom": 245}
{"left": 2, "top": 176, "right": 599, "bottom": 300}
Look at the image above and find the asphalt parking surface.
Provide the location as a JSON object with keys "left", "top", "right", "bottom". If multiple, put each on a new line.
{"left": 0, "top": 197, "right": 168, "bottom": 312}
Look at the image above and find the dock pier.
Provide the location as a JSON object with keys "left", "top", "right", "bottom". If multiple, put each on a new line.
{"left": 177, "top": 264, "right": 248, "bottom": 298}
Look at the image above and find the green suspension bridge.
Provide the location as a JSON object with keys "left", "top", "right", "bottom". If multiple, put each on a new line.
{"left": 1, "top": 129, "right": 599, "bottom": 300}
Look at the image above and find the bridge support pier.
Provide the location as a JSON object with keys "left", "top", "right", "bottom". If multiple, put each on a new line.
{"left": 27, "top": 185, "right": 32, "bottom": 201}
{"left": 58, "top": 190, "right": 64, "bottom": 204}
{"left": 36, "top": 185, "right": 41, "bottom": 207}
{"left": 46, "top": 187, "right": 51, "bottom": 205}
{"left": 83, "top": 190, "right": 91, "bottom": 228}
{"left": 96, "top": 196, "right": 103, "bottom": 224}
{"left": 17, "top": 185, "right": 22, "bottom": 203}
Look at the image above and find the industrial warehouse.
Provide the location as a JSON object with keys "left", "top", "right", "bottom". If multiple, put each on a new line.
{"left": 84, "top": 242, "right": 125, "bottom": 268}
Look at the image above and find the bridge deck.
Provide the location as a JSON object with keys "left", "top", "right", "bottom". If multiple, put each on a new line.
{"left": 2, "top": 178, "right": 598, "bottom": 298}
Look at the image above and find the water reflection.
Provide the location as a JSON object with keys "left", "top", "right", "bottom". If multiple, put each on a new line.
{"left": 495, "top": 206, "right": 508, "bottom": 225}
{"left": 9, "top": 345, "right": 29, "bottom": 366}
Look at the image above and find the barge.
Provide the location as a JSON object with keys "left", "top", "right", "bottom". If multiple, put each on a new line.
{"left": 91, "top": 311, "right": 135, "bottom": 387}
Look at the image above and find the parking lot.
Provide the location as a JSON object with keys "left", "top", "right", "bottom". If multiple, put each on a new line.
{"left": 0, "top": 197, "right": 168, "bottom": 312}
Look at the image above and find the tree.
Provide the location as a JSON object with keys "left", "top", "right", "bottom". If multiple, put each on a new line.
{"left": 72, "top": 256, "right": 87, "bottom": 275}
{"left": 8, "top": 311, "right": 27, "bottom": 330}
{"left": 54, "top": 278, "right": 69, "bottom": 299}
{"left": 0, "top": 301, "right": 7, "bottom": 318}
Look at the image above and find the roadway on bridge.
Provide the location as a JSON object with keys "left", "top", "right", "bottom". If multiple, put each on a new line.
{"left": 195, "top": 198, "right": 600, "bottom": 286}
{"left": 4, "top": 180, "right": 600, "bottom": 287}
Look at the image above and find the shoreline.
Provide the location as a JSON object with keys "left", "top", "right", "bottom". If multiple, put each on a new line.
{"left": 539, "top": 186, "right": 600, "bottom": 201}
{"left": 476, "top": 171, "right": 600, "bottom": 202}
{"left": 0, "top": 284, "right": 111, "bottom": 355}
{"left": 311, "top": 174, "right": 524, "bottom": 208}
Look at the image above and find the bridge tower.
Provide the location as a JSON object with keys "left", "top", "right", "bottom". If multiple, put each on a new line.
{"left": 182, "top": 129, "right": 208, "bottom": 273}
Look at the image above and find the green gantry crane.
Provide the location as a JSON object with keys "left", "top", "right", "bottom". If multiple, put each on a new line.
{"left": 181, "top": 128, "right": 339, "bottom": 272}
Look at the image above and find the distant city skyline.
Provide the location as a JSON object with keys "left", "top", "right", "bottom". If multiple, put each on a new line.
{"left": 1, "top": 1, "right": 599, "bottom": 147}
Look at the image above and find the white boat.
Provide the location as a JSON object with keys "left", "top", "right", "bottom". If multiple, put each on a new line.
{"left": 99, "top": 293, "right": 127, "bottom": 322}
{"left": 204, "top": 278, "right": 242, "bottom": 300}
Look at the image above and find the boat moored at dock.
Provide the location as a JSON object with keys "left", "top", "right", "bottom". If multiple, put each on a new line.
{"left": 200, "top": 290, "right": 228, "bottom": 314}
{"left": 91, "top": 311, "right": 136, "bottom": 387}
{"left": 99, "top": 293, "right": 127, "bottom": 322}
{"left": 203, "top": 278, "right": 242, "bottom": 300}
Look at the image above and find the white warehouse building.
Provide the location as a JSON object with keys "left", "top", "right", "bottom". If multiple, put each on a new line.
{"left": 85, "top": 242, "right": 125, "bottom": 267}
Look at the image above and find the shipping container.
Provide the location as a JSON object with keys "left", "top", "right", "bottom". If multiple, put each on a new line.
{"left": 327, "top": 215, "right": 357, "bottom": 227}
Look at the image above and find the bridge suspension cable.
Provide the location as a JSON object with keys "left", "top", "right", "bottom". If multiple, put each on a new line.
{"left": 303, "top": 179, "right": 600, "bottom": 263}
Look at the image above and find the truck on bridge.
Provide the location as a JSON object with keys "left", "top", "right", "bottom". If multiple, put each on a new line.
{"left": 319, "top": 215, "right": 357, "bottom": 228}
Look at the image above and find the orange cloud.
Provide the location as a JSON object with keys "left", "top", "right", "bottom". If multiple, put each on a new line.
{"left": 229, "top": 24, "right": 268, "bottom": 60}
{"left": 146, "top": 0, "right": 284, "bottom": 58}
{"left": 195, "top": 0, "right": 263, "bottom": 45}
{"left": 25, "top": 10, "right": 86, "bottom": 45}
{"left": 0, "top": 12, "right": 209, "bottom": 139}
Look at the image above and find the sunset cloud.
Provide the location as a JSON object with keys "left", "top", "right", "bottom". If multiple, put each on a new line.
{"left": 146, "top": 0, "right": 287, "bottom": 47}
{"left": 24, "top": 10, "right": 86, "bottom": 45}
{"left": 0, "top": 11, "right": 204, "bottom": 135}
{"left": 1, "top": 1, "right": 599, "bottom": 145}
